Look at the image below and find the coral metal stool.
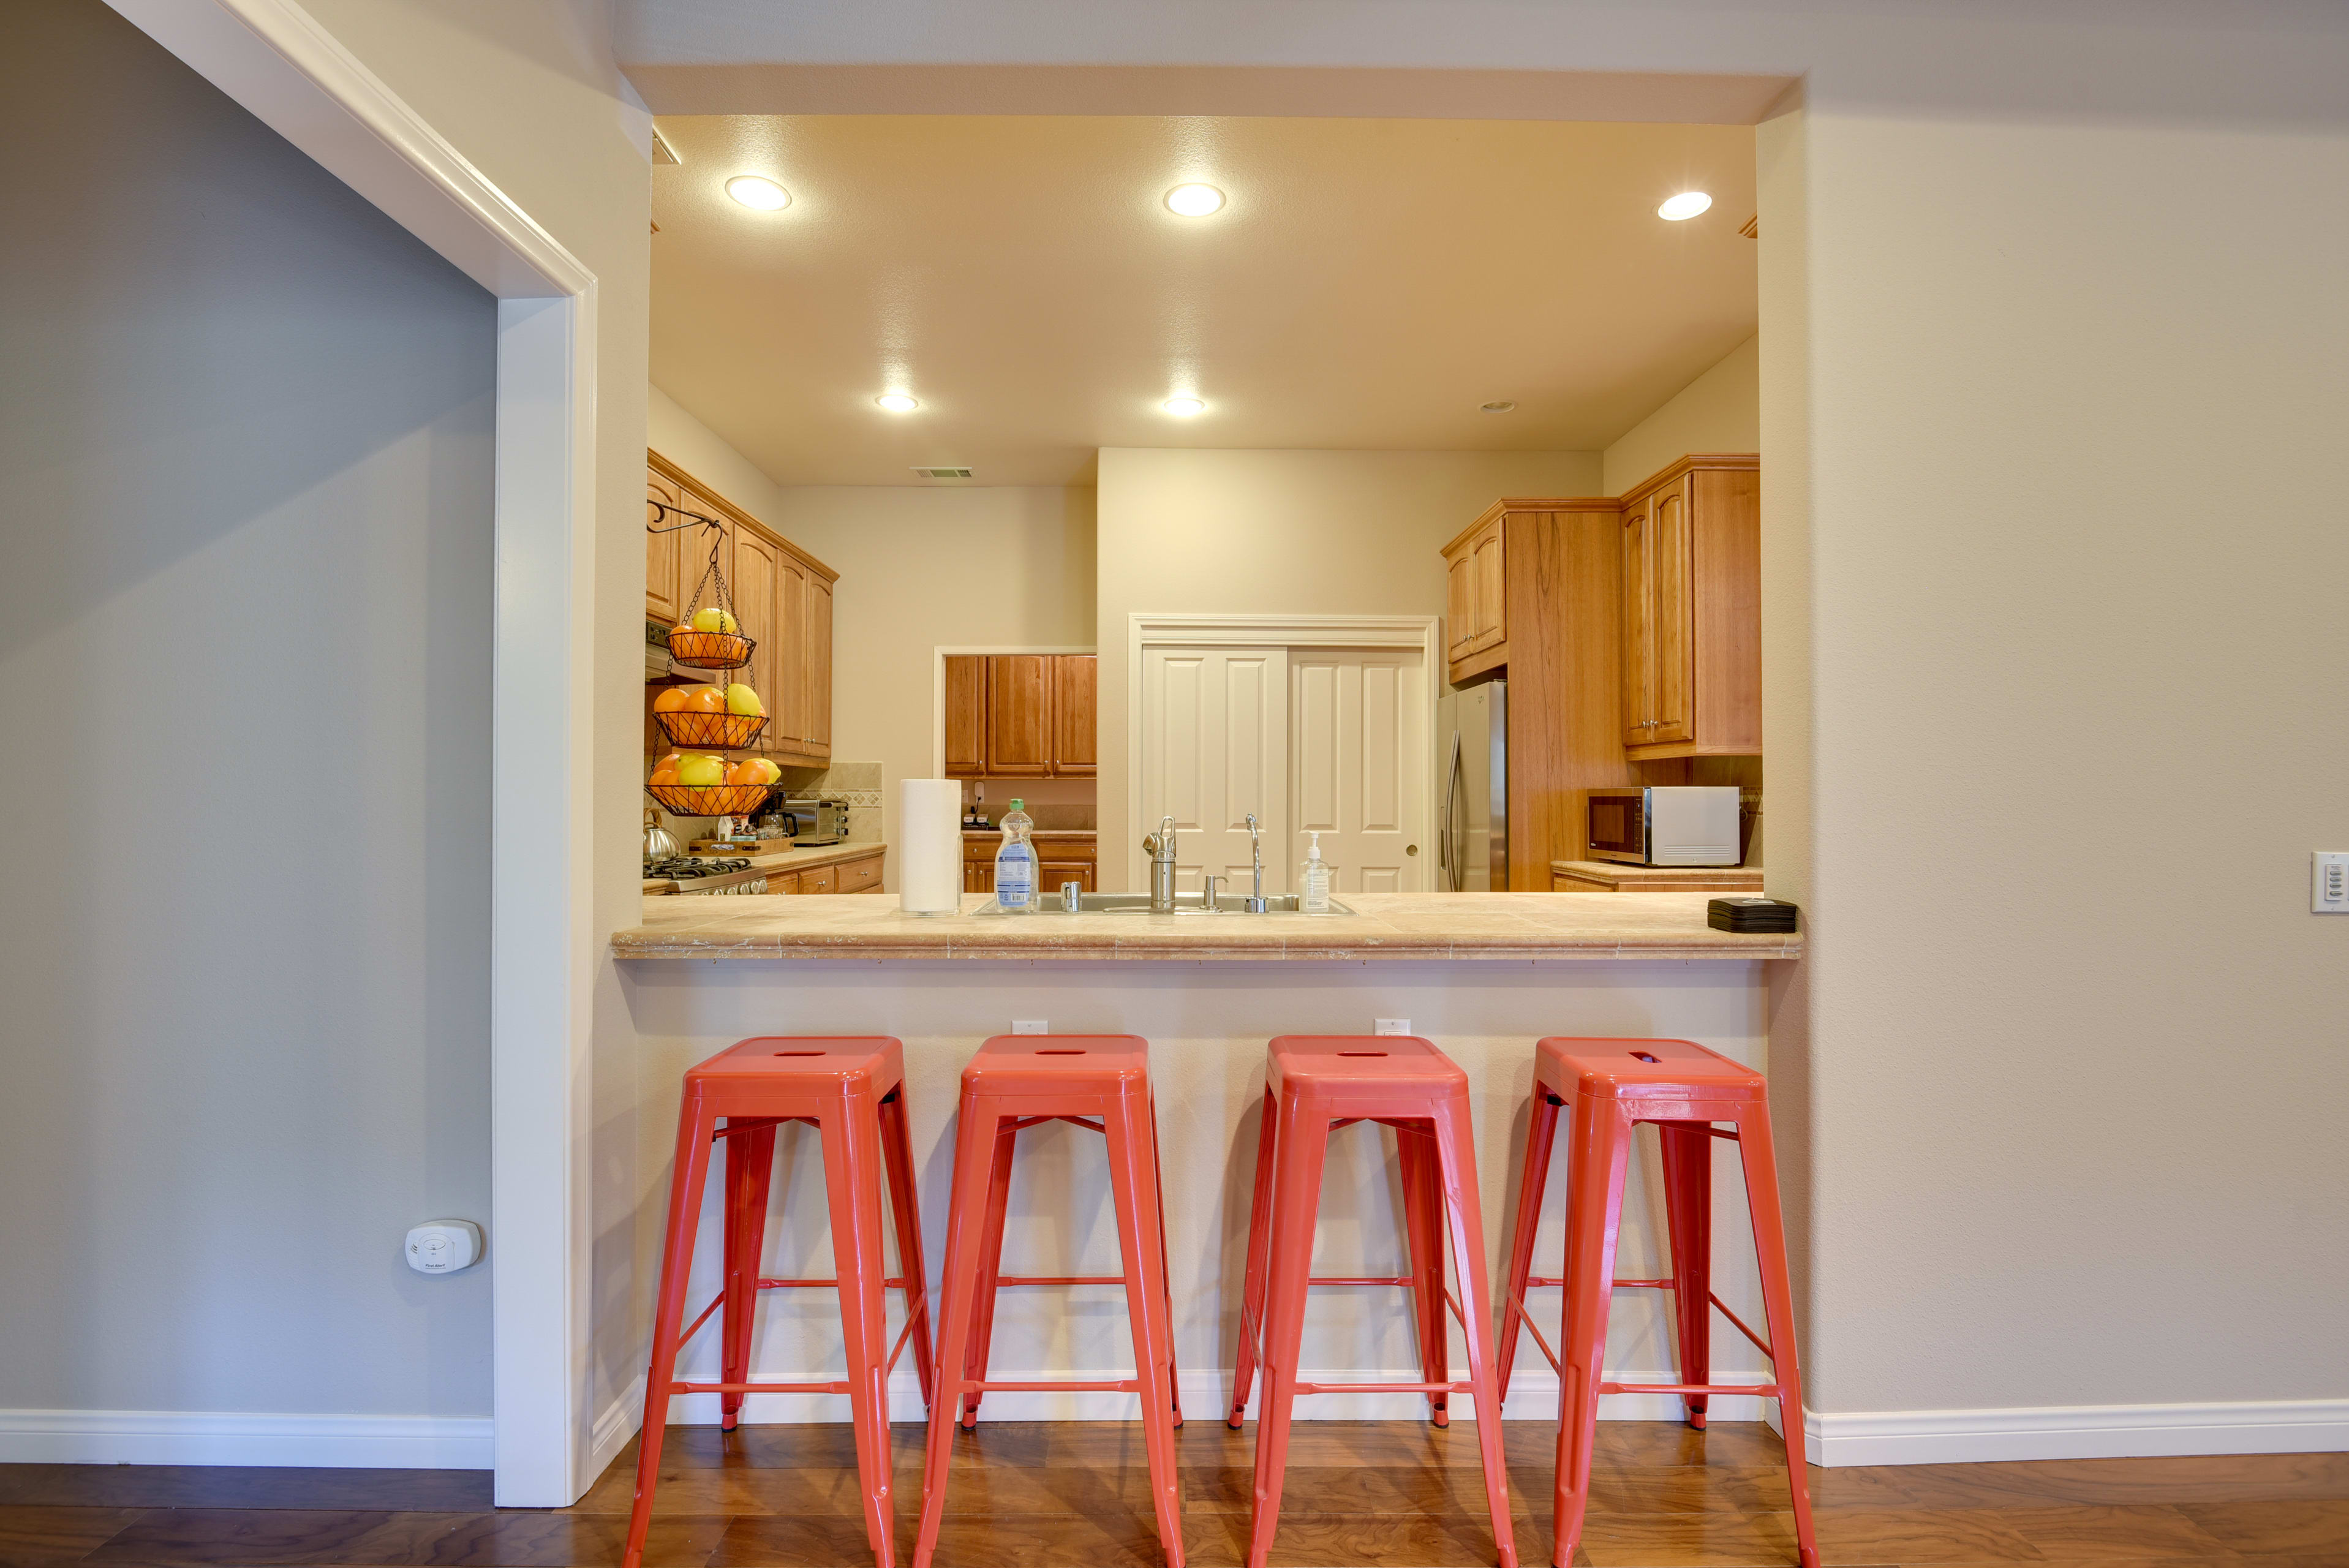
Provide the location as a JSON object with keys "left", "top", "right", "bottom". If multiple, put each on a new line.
{"left": 914, "top": 1035, "right": 1185, "bottom": 1568}
{"left": 625, "top": 1037, "right": 935, "bottom": 1568}
{"left": 1228, "top": 1036, "right": 1517, "bottom": 1568}
{"left": 1495, "top": 1037, "right": 1819, "bottom": 1568}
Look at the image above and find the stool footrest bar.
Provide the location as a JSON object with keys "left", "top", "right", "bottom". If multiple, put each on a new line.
{"left": 1708, "top": 1291, "right": 1776, "bottom": 1360}
{"left": 1599, "top": 1381, "right": 1781, "bottom": 1398}
{"left": 1294, "top": 1380, "right": 1476, "bottom": 1396}
{"left": 678, "top": 1294, "right": 724, "bottom": 1348}
{"left": 962, "top": 1379, "right": 1139, "bottom": 1393}
{"left": 673, "top": 1379, "right": 850, "bottom": 1396}
{"left": 994, "top": 1275, "right": 1126, "bottom": 1286}
{"left": 1309, "top": 1276, "right": 1412, "bottom": 1286}
{"left": 756, "top": 1276, "right": 912, "bottom": 1289}
{"left": 1504, "top": 1292, "right": 1563, "bottom": 1374}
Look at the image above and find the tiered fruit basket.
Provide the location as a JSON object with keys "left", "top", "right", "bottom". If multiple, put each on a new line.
{"left": 646, "top": 500, "right": 785, "bottom": 823}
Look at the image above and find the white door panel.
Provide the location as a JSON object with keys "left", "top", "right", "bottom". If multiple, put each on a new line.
{"left": 1291, "top": 650, "right": 1428, "bottom": 894}
{"left": 1139, "top": 646, "right": 1288, "bottom": 892}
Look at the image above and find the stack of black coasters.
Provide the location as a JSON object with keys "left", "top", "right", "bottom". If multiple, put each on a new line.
{"left": 1708, "top": 897, "right": 1798, "bottom": 933}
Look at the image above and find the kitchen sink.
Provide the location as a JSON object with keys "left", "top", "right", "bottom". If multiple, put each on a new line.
{"left": 977, "top": 891, "right": 1355, "bottom": 916}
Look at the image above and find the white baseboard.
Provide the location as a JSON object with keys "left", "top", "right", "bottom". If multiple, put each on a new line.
{"left": 0, "top": 1407, "right": 492, "bottom": 1469}
{"left": 587, "top": 1374, "right": 646, "bottom": 1483}
{"left": 1804, "top": 1396, "right": 2349, "bottom": 1467}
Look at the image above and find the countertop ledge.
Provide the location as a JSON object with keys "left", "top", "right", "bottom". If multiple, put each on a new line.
{"left": 611, "top": 891, "right": 1799, "bottom": 962}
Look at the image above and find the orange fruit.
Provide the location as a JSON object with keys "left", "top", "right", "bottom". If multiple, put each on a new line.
{"left": 649, "top": 762, "right": 681, "bottom": 786}
{"left": 725, "top": 760, "right": 767, "bottom": 786}
{"left": 652, "top": 687, "right": 690, "bottom": 712}
{"left": 684, "top": 685, "right": 726, "bottom": 714}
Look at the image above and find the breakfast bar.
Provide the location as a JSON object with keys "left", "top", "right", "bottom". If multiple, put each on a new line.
{"left": 613, "top": 892, "right": 1798, "bottom": 1431}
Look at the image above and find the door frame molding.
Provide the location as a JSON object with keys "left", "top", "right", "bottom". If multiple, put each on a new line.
{"left": 1125, "top": 613, "right": 1442, "bottom": 893}
{"left": 104, "top": 0, "right": 601, "bottom": 1505}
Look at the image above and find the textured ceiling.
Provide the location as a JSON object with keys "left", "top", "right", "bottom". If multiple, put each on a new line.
{"left": 650, "top": 115, "right": 1755, "bottom": 486}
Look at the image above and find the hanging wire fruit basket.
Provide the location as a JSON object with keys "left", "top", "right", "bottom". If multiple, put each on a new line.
{"left": 644, "top": 780, "right": 784, "bottom": 818}
{"left": 649, "top": 499, "right": 756, "bottom": 671}
{"left": 653, "top": 707, "right": 769, "bottom": 749}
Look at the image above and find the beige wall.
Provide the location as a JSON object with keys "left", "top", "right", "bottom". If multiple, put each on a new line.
{"left": 0, "top": 0, "right": 496, "bottom": 1432}
{"left": 773, "top": 486, "right": 1097, "bottom": 884}
{"left": 649, "top": 384, "right": 786, "bottom": 524}
{"left": 1095, "top": 447, "right": 1601, "bottom": 889}
{"left": 1602, "top": 333, "right": 1760, "bottom": 496}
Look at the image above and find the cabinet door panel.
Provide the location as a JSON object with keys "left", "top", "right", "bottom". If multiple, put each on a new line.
{"left": 1469, "top": 519, "right": 1507, "bottom": 651}
{"left": 729, "top": 526, "right": 782, "bottom": 751}
{"left": 773, "top": 557, "right": 810, "bottom": 750}
{"left": 1052, "top": 655, "right": 1097, "bottom": 776}
{"left": 944, "top": 656, "right": 987, "bottom": 774}
{"left": 1445, "top": 550, "right": 1475, "bottom": 658}
{"left": 1621, "top": 496, "right": 1656, "bottom": 745}
{"left": 804, "top": 574, "right": 833, "bottom": 758}
{"left": 986, "top": 655, "right": 1055, "bottom": 776}
{"left": 1038, "top": 858, "right": 1095, "bottom": 894}
{"left": 647, "top": 470, "right": 684, "bottom": 625}
{"left": 1648, "top": 480, "right": 1694, "bottom": 745}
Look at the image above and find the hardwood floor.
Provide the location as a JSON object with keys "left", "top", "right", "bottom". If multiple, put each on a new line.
{"left": 4, "top": 1422, "right": 2345, "bottom": 1567}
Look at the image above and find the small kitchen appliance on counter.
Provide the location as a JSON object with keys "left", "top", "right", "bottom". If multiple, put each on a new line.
{"left": 774, "top": 796, "right": 849, "bottom": 845}
{"left": 1585, "top": 786, "right": 1743, "bottom": 867}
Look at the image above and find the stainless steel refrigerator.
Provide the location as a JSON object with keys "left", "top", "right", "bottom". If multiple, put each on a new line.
{"left": 1437, "top": 678, "right": 1506, "bottom": 891}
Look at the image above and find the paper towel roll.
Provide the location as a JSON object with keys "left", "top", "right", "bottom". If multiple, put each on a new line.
{"left": 898, "top": 778, "right": 963, "bottom": 914}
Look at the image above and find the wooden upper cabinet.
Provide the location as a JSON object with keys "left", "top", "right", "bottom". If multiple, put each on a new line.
{"left": 1619, "top": 455, "right": 1759, "bottom": 760}
{"left": 944, "top": 656, "right": 988, "bottom": 775}
{"left": 1438, "top": 509, "right": 1515, "bottom": 683}
{"left": 646, "top": 450, "right": 836, "bottom": 764}
{"left": 1051, "top": 655, "right": 1096, "bottom": 777}
{"left": 986, "top": 655, "right": 1057, "bottom": 777}
{"left": 646, "top": 471, "right": 685, "bottom": 625}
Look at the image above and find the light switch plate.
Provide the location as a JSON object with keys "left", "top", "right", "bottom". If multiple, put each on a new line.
{"left": 1373, "top": 1019, "right": 1411, "bottom": 1036}
{"left": 1011, "top": 1019, "right": 1049, "bottom": 1035}
{"left": 2316, "top": 853, "right": 2349, "bottom": 913}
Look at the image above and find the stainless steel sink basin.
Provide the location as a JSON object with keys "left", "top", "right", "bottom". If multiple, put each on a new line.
{"left": 976, "top": 891, "right": 1355, "bottom": 916}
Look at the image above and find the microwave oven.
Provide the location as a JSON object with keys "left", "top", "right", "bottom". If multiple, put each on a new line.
{"left": 1585, "top": 786, "right": 1742, "bottom": 867}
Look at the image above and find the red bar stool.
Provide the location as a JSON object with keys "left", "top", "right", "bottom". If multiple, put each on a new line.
{"left": 625, "top": 1037, "right": 935, "bottom": 1568}
{"left": 1227, "top": 1036, "right": 1517, "bottom": 1568}
{"left": 1495, "top": 1036, "right": 1819, "bottom": 1568}
{"left": 914, "top": 1035, "right": 1184, "bottom": 1568}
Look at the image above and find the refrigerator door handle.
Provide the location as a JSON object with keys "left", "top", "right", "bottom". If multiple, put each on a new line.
{"left": 1441, "top": 731, "right": 1464, "bottom": 891}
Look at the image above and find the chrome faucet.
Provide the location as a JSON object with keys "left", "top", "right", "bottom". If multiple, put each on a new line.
{"left": 1243, "top": 813, "right": 1269, "bottom": 912}
{"left": 1145, "top": 815, "right": 1179, "bottom": 913}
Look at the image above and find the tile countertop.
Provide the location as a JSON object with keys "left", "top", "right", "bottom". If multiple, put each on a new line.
{"left": 610, "top": 891, "right": 1798, "bottom": 962}
{"left": 642, "top": 840, "right": 883, "bottom": 894}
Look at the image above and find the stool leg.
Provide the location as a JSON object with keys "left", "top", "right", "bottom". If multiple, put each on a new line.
{"left": 1659, "top": 1120, "right": 1714, "bottom": 1430}
{"left": 624, "top": 1090, "right": 715, "bottom": 1568}
{"left": 1431, "top": 1098, "right": 1517, "bottom": 1568}
{"left": 1150, "top": 1102, "right": 1185, "bottom": 1428}
{"left": 877, "top": 1087, "right": 937, "bottom": 1414}
{"left": 1106, "top": 1085, "right": 1186, "bottom": 1568}
{"left": 1552, "top": 1099, "right": 1633, "bottom": 1568}
{"left": 1495, "top": 1091, "right": 1561, "bottom": 1411}
{"left": 719, "top": 1121, "right": 778, "bottom": 1433}
{"left": 1396, "top": 1125, "right": 1450, "bottom": 1428}
{"left": 1227, "top": 1085, "right": 1279, "bottom": 1428}
{"left": 821, "top": 1099, "right": 899, "bottom": 1567}
{"left": 1730, "top": 1104, "right": 1822, "bottom": 1568}
{"left": 1245, "top": 1096, "right": 1329, "bottom": 1568}
{"left": 914, "top": 1099, "right": 1006, "bottom": 1568}
{"left": 958, "top": 1121, "right": 1018, "bottom": 1428}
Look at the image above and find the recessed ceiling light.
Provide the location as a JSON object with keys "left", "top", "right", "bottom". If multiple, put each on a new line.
{"left": 1657, "top": 190, "right": 1713, "bottom": 221}
{"left": 875, "top": 393, "right": 919, "bottom": 413}
{"left": 1163, "top": 184, "right": 1226, "bottom": 217}
{"left": 726, "top": 175, "right": 790, "bottom": 211}
{"left": 1480, "top": 400, "right": 1517, "bottom": 413}
{"left": 1161, "top": 396, "right": 1206, "bottom": 417}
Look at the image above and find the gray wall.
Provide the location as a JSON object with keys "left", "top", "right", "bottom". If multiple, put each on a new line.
{"left": 0, "top": 0, "right": 495, "bottom": 1421}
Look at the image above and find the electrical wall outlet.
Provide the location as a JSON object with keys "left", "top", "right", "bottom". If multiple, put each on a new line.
{"left": 2316, "top": 853, "right": 2349, "bottom": 914}
{"left": 1011, "top": 1019, "right": 1049, "bottom": 1035}
{"left": 1373, "top": 1018, "right": 1412, "bottom": 1036}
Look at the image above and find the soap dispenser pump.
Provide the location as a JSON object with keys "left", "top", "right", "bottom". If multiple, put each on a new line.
{"left": 1299, "top": 831, "right": 1333, "bottom": 914}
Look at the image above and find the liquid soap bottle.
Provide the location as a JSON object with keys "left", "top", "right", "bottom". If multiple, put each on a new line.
{"left": 993, "top": 797, "right": 1038, "bottom": 914}
{"left": 1299, "top": 830, "right": 1333, "bottom": 914}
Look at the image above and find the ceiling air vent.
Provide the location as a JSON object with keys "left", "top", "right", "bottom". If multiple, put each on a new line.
{"left": 649, "top": 126, "right": 682, "bottom": 166}
{"left": 912, "top": 466, "right": 974, "bottom": 480}
{"left": 1738, "top": 214, "right": 1759, "bottom": 239}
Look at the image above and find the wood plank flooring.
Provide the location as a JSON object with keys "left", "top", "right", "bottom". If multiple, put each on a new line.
{"left": 4, "top": 1421, "right": 2345, "bottom": 1567}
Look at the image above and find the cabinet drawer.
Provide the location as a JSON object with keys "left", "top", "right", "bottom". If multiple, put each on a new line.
{"left": 797, "top": 865, "right": 838, "bottom": 895}
{"left": 835, "top": 852, "right": 884, "bottom": 893}
{"left": 766, "top": 869, "right": 800, "bottom": 895}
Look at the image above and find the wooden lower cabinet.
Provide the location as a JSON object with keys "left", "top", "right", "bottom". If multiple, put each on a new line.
{"left": 766, "top": 848, "right": 885, "bottom": 895}
{"left": 963, "top": 833, "right": 1095, "bottom": 894}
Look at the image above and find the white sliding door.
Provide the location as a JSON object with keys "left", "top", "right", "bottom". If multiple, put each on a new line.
{"left": 1291, "top": 648, "right": 1429, "bottom": 892}
{"left": 1138, "top": 646, "right": 1289, "bottom": 892}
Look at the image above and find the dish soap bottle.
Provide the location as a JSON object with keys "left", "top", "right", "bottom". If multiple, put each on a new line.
{"left": 1299, "top": 831, "right": 1333, "bottom": 914}
{"left": 994, "top": 797, "right": 1038, "bottom": 914}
